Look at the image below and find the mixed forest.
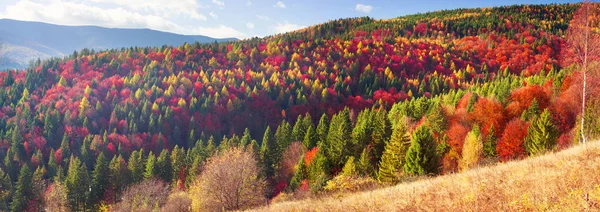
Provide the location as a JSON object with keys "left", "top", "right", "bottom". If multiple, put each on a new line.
{"left": 0, "top": 3, "right": 600, "bottom": 211}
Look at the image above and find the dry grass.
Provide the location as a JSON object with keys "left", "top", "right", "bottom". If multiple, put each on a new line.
{"left": 252, "top": 141, "right": 600, "bottom": 211}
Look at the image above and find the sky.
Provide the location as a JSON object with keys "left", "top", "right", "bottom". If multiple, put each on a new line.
{"left": 0, "top": 0, "right": 580, "bottom": 39}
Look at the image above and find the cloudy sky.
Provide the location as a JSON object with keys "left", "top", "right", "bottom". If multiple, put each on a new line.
{"left": 0, "top": 0, "right": 577, "bottom": 39}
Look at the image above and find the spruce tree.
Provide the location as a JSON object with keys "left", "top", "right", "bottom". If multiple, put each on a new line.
{"left": 427, "top": 103, "right": 447, "bottom": 134}
{"left": 525, "top": 109, "right": 559, "bottom": 155}
{"left": 303, "top": 125, "right": 317, "bottom": 149}
{"left": 315, "top": 114, "right": 329, "bottom": 147}
{"left": 127, "top": 150, "right": 144, "bottom": 184}
{"left": 403, "top": 126, "right": 439, "bottom": 175}
{"left": 288, "top": 156, "right": 306, "bottom": 191}
{"left": 240, "top": 128, "right": 252, "bottom": 147}
{"left": 325, "top": 108, "right": 352, "bottom": 169}
{"left": 65, "top": 156, "right": 89, "bottom": 211}
{"left": 48, "top": 148, "right": 59, "bottom": 179}
{"left": 483, "top": 125, "right": 497, "bottom": 157}
{"left": 0, "top": 168, "right": 11, "bottom": 211}
{"left": 341, "top": 156, "right": 358, "bottom": 177}
{"left": 89, "top": 153, "right": 109, "bottom": 208}
{"left": 156, "top": 149, "right": 173, "bottom": 182}
{"left": 357, "top": 147, "right": 374, "bottom": 177}
{"left": 143, "top": 151, "right": 156, "bottom": 180}
{"left": 109, "top": 155, "right": 129, "bottom": 198}
{"left": 378, "top": 122, "right": 411, "bottom": 184}
{"left": 260, "top": 126, "right": 276, "bottom": 178}
{"left": 371, "top": 107, "right": 392, "bottom": 162}
{"left": 171, "top": 146, "right": 187, "bottom": 185}
{"left": 10, "top": 165, "right": 32, "bottom": 212}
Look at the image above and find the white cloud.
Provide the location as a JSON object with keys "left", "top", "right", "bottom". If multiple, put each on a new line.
{"left": 355, "top": 4, "right": 372, "bottom": 13}
{"left": 90, "top": 0, "right": 207, "bottom": 20}
{"left": 0, "top": 0, "right": 247, "bottom": 39}
{"left": 209, "top": 11, "right": 218, "bottom": 19}
{"left": 246, "top": 0, "right": 252, "bottom": 6}
{"left": 246, "top": 22, "right": 255, "bottom": 29}
{"left": 274, "top": 1, "right": 286, "bottom": 8}
{"left": 212, "top": 0, "right": 224, "bottom": 8}
{"left": 256, "top": 14, "right": 270, "bottom": 20}
{"left": 195, "top": 25, "right": 246, "bottom": 39}
{"left": 273, "top": 21, "right": 304, "bottom": 34}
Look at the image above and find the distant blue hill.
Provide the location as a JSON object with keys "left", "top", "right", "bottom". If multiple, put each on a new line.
{"left": 0, "top": 19, "right": 237, "bottom": 70}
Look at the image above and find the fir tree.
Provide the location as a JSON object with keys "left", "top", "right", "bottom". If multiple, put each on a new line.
{"left": 371, "top": 107, "right": 392, "bottom": 162}
{"left": 109, "top": 155, "right": 129, "bottom": 198}
{"left": 341, "top": 156, "right": 358, "bottom": 177}
{"left": 325, "top": 108, "right": 353, "bottom": 169}
{"left": 315, "top": 114, "right": 330, "bottom": 147}
{"left": 404, "top": 126, "right": 439, "bottom": 175}
{"left": 156, "top": 149, "right": 173, "bottom": 182}
{"left": 240, "top": 128, "right": 252, "bottom": 147}
{"left": 525, "top": 109, "right": 559, "bottom": 155}
{"left": 260, "top": 126, "right": 276, "bottom": 178}
{"left": 127, "top": 149, "right": 144, "bottom": 184}
{"left": 10, "top": 165, "right": 32, "bottom": 212}
{"left": 65, "top": 156, "right": 89, "bottom": 211}
{"left": 483, "top": 125, "right": 497, "bottom": 157}
{"left": 288, "top": 156, "right": 306, "bottom": 191}
{"left": 377, "top": 122, "right": 411, "bottom": 184}
{"left": 171, "top": 146, "right": 187, "bottom": 185}
{"left": 89, "top": 153, "right": 109, "bottom": 208}
{"left": 143, "top": 151, "right": 156, "bottom": 180}
{"left": 0, "top": 168, "right": 11, "bottom": 211}
{"left": 303, "top": 125, "right": 317, "bottom": 149}
{"left": 357, "top": 147, "right": 374, "bottom": 177}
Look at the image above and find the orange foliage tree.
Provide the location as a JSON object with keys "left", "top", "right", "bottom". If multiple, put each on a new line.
{"left": 497, "top": 119, "right": 529, "bottom": 161}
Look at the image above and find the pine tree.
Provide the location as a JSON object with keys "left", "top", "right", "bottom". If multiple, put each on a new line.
{"left": 274, "top": 120, "right": 292, "bottom": 158}
{"left": 127, "top": 150, "right": 144, "bottom": 184}
{"left": 89, "top": 153, "right": 108, "bottom": 208}
{"left": 525, "top": 109, "right": 559, "bottom": 155}
{"left": 377, "top": 122, "right": 411, "bottom": 184}
{"left": 156, "top": 149, "right": 172, "bottom": 182}
{"left": 260, "top": 126, "right": 276, "bottom": 178}
{"left": 404, "top": 126, "right": 439, "bottom": 175}
{"left": 144, "top": 151, "right": 156, "bottom": 180}
{"left": 48, "top": 148, "right": 59, "bottom": 179}
{"left": 10, "top": 165, "right": 32, "bottom": 212}
{"left": 65, "top": 156, "right": 90, "bottom": 211}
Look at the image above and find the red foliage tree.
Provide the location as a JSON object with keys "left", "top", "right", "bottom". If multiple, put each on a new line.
{"left": 497, "top": 119, "right": 529, "bottom": 162}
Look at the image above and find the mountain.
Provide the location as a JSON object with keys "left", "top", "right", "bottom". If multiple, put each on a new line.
{"left": 0, "top": 19, "right": 237, "bottom": 70}
{"left": 0, "top": 3, "right": 597, "bottom": 211}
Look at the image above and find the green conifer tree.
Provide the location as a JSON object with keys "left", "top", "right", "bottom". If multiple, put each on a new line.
{"left": 10, "top": 165, "right": 32, "bottom": 212}
{"left": 403, "top": 126, "right": 439, "bottom": 175}
{"left": 525, "top": 109, "right": 559, "bottom": 155}
{"left": 377, "top": 122, "right": 411, "bottom": 184}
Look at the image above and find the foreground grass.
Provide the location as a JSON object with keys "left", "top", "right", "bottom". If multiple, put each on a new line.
{"left": 254, "top": 141, "right": 600, "bottom": 211}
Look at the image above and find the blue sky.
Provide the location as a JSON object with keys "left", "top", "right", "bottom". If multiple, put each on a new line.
{"left": 0, "top": 0, "right": 579, "bottom": 39}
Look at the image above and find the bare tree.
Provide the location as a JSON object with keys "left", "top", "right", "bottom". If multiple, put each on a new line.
{"left": 564, "top": 1, "right": 600, "bottom": 144}
{"left": 44, "top": 182, "right": 70, "bottom": 212}
{"left": 113, "top": 178, "right": 170, "bottom": 212}
{"left": 190, "top": 147, "right": 266, "bottom": 211}
{"left": 161, "top": 192, "right": 192, "bottom": 212}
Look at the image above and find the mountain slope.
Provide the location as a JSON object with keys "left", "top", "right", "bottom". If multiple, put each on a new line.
{"left": 256, "top": 141, "right": 600, "bottom": 211}
{"left": 0, "top": 19, "right": 237, "bottom": 70}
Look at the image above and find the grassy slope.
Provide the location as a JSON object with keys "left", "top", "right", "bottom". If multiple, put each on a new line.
{"left": 254, "top": 141, "right": 600, "bottom": 211}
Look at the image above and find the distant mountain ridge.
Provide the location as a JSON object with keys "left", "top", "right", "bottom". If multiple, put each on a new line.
{"left": 0, "top": 19, "right": 237, "bottom": 70}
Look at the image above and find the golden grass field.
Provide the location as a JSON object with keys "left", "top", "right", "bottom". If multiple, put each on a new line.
{"left": 253, "top": 141, "right": 600, "bottom": 211}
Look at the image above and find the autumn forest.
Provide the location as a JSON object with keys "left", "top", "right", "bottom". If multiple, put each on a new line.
{"left": 0, "top": 2, "right": 599, "bottom": 211}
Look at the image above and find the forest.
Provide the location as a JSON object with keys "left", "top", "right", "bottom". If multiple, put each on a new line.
{"left": 0, "top": 3, "right": 599, "bottom": 211}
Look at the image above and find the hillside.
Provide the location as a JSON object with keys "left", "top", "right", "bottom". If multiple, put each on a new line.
{"left": 0, "top": 19, "right": 237, "bottom": 70}
{"left": 255, "top": 141, "right": 600, "bottom": 211}
{"left": 1, "top": 3, "right": 600, "bottom": 211}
